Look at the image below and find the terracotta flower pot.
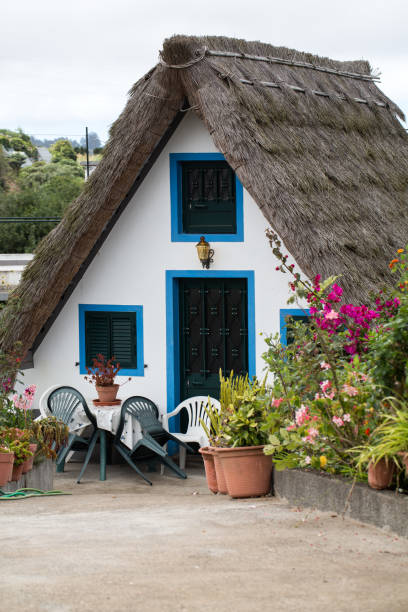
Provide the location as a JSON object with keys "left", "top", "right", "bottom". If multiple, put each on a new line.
{"left": 11, "top": 462, "right": 24, "bottom": 483}
{"left": 368, "top": 458, "right": 395, "bottom": 490}
{"left": 212, "top": 449, "right": 228, "bottom": 494}
{"left": 0, "top": 453, "right": 14, "bottom": 486}
{"left": 96, "top": 384, "right": 119, "bottom": 403}
{"left": 216, "top": 445, "right": 273, "bottom": 499}
{"left": 22, "top": 444, "right": 37, "bottom": 474}
{"left": 199, "top": 446, "right": 218, "bottom": 494}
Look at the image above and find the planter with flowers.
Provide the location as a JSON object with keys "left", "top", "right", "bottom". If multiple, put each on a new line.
{"left": 84, "top": 354, "right": 131, "bottom": 405}
{"left": 0, "top": 428, "right": 33, "bottom": 482}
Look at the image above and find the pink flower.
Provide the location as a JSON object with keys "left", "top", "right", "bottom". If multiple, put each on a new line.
{"left": 302, "top": 427, "right": 319, "bottom": 444}
{"left": 272, "top": 398, "right": 284, "bottom": 408}
{"left": 325, "top": 309, "right": 339, "bottom": 320}
{"left": 305, "top": 456, "right": 311, "bottom": 465}
{"left": 332, "top": 415, "right": 344, "bottom": 427}
{"left": 286, "top": 424, "right": 296, "bottom": 431}
{"left": 320, "top": 362, "right": 331, "bottom": 370}
{"left": 343, "top": 413, "right": 351, "bottom": 422}
{"left": 315, "top": 392, "right": 321, "bottom": 400}
{"left": 295, "top": 405, "right": 310, "bottom": 426}
{"left": 326, "top": 391, "right": 335, "bottom": 400}
{"left": 320, "top": 380, "right": 331, "bottom": 393}
{"left": 342, "top": 384, "right": 358, "bottom": 397}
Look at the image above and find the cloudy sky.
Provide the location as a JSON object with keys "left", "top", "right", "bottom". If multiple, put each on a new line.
{"left": 2, "top": 0, "right": 407, "bottom": 143}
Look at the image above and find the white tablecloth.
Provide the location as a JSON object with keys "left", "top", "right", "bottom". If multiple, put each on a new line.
{"left": 47, "top": 399, "right": 142, "bottom": 451}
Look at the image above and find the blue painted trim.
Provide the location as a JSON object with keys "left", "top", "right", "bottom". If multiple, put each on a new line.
{"left": 78, "top": 304, "right": 144, "bottom": 376}
{"left": 169, "top": 153, "right": 244, "bottom": 242}
{"left": 165, "top": 270, "right": 256, "bottom": 426}
{"left": 280, "top": 308, "right": 310, "bottom": 346}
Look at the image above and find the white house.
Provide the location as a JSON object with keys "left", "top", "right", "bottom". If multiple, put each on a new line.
{"left": 2, "top": 35, "right": 408, "bottom": 418}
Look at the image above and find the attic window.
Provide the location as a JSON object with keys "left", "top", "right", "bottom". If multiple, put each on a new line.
{"left": 170, "top": 153, "right": 244, "bottom": 242}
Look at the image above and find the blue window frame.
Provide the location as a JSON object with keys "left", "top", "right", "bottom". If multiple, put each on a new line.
{"left": 170, "top": 153, "right": 244, "bottom": 242}
{"left": 78, "top": 304, "right": 144, "bottom": 376}
{"left": 280, "top": 308, "right": 310, "bottom": 346}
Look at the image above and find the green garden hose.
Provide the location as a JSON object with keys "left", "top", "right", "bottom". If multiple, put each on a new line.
{"left": 0, "top": 487, "right": 71, "bottom": 500}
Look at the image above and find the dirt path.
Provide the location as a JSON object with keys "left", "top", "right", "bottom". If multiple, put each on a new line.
{"left": 1, "top": 464, "right": 407, "bottom": 612}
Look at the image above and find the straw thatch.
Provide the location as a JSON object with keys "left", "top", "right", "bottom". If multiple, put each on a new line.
{"left": 1, "top": 34, "right": 408, "bottom": 359}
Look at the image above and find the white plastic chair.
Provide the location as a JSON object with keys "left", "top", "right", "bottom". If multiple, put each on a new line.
{"left": 165, "top": 396, "right": 220, "bottom": 469}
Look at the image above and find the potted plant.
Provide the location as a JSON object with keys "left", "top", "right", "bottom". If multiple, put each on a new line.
{"left": 0, "top": 428, "right": 33, "bottom": 482}
{"left": 0, "top": 443, "right": 14, "bottom": 486}
{"left": 31, "top": 416, "right": 69, "bottom": 460}
{"left": 354, "top": 399, "right": 408, "bottom": 488}
{"left": 199, "top": 401, "right": 225, "bottom": 494}
{"left": 201, "top": 372, "right": 273, "bottom": 498}
{"left": 84, "top": 354, "right": 124, "bottom": 403}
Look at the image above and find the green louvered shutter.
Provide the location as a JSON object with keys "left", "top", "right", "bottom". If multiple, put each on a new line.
{"left": 85, "top": 312, "right": 110, "bottom": 367}
{"left": 110, "top": 312, "right": 137, "bottom": 369}
{"left": 85, "top": 311, "right": 137, "bottom": 369}
{"left": 181, "top": 161, "right": 236, "bottom": 234}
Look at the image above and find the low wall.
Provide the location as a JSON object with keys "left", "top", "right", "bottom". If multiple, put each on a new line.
{"left": 274, "top": 468, "right": 408, "bottom": 538}
{"left": 2, "top": 459, "right": 54, "bottom": 493}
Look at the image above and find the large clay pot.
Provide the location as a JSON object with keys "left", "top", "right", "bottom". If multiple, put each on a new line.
{"left": 96, "top": 384, "right": 119, "bottom": 403}
{"left": 216, "top": 445, "right": 273, "bottom": 498}
{"left": 199, "top": 447, "right": 218, "bottom": 494}
{"left": 22, "top": 444, "right": 37, "bottom": 474}
{"left": 11, "top": 462, "right": 24, "bottom": 483}
{"left": 212, "top": 449, "right": 228, "bottom": 494}
{"left": 368, "top": 458, "right": 395, "bottom": 490}
{"left": 0, "top": 452, "right": 14, "bottom": 486}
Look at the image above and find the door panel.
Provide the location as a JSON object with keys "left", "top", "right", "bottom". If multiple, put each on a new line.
{"left": 179, "top": 278, "right": 248, "bottom": 401}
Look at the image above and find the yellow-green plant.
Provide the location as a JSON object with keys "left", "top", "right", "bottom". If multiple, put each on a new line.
{"left": 201, "top": 371, "right": 270, "bottom": 447}
{"left": 352, "top": 397, "right": 408, "bottom": 471}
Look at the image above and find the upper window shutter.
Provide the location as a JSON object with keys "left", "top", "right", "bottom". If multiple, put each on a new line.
{"left": 110, "top": 312, "right": 137, "bottom": 369}
{"left": 85, "top": 312, "right": 110, "bottom": 367}
{"left": 181, "top": 161, "right": 236, "bottom": 234}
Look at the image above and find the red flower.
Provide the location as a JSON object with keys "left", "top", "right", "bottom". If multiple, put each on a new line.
{"left": 365, "top": 427, "right": 370, "bottom": 436}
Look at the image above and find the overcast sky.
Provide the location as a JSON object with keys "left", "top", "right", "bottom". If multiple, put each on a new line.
{"left": 2, "top": 0, "right": 407, "bottom": 143}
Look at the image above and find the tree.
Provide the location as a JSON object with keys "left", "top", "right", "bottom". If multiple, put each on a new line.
{"left": 0, "top": 150, "right": 85, "bottom": 252}
{"left": 19, "top": 159, "right": 84, "bottom": 189}
{"left": 50, "top": 139, "right": 77, "bottom": 162}
{"left": 0, "top": 129, "right": 38, "bottom": 162}
{"left": 7, "top": 153, "right": 26, "bottom": 172}
{"left": 0, "top": 129, "right": 39, "bottom": 186}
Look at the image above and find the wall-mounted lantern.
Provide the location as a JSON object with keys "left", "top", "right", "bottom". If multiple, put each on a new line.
{"left": 196, "top": 236, "right": 214, "bottom": 269}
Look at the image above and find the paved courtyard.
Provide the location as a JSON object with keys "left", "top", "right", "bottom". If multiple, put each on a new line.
{"left": 1, "top": 462, "right": 408, "bottom": 612}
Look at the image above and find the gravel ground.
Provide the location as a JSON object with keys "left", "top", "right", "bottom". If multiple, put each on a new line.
{"left": 1, "top": 462, "right": 408, "bottom": 612}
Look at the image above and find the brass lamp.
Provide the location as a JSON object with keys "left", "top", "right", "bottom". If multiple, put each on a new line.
{"left": 196, "top": 236, "right": 214, "bottom": 269}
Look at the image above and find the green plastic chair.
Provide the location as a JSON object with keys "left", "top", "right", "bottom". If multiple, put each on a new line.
{"left": 113, "top": 396, "right": 194, "bottom": 484}
{"left": 48, "top": 386, "right": 100, "bottom": 483}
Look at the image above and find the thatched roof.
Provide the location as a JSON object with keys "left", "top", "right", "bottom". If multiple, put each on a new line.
{"left": 2, "top": 34, "right": 408, "bottom": 359}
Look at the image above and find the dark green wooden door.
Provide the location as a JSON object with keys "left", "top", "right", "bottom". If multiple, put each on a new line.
{"left": 179, "top": 278, "right": 248, "bottom": 401}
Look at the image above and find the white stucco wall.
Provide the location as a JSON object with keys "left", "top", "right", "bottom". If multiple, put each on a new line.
{"left": 22, "top": 113, "right": 300, "bottom": 412}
